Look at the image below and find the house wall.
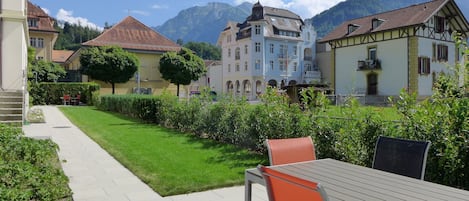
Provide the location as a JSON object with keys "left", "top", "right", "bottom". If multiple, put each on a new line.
{"left": 1, "top": 0, "right": 28, "bottom": 91}
{"left": 335, "top": 38, "right": 408, "bottom": 95}
{"left": 417, "top": 37, "right": 456, "bottom": 96}
{"left": 30, "top": 31, "right": 57, "bottom": 62}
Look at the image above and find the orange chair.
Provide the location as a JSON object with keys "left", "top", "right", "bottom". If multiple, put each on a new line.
{"left": 266, "top": 136, "right": 316, "bottom": 165}
{"left": 63, "top": 94, "right": 71, "bottom": 105}
{"left": 258, "top": 165, "right": 328, "bottom": 201}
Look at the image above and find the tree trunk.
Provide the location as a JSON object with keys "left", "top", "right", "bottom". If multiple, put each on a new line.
{"left": 176, "top": 84, "right": 180, "bottom": 97}
{"left": 112, "top": 83, "right": 115, "bottom": 94}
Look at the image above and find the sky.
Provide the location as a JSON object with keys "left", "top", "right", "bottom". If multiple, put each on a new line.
{"left": 29, "top": 0, "right": 346, "bottom": 31}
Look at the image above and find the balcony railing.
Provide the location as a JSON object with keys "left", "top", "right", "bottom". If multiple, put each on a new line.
{"left": 357, "top": 59, "right": 381, "bottom": 71}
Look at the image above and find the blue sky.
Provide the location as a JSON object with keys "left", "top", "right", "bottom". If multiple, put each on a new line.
{"left": 29, "top": 0, "right": 347, "bottom": 30}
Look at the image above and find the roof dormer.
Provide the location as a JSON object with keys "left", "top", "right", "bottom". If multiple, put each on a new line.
{"left": 348, "top": 24, "right": 360, "bottom": 34}
{"left": 372, "top": 18, "right": 384, "bottom": 30}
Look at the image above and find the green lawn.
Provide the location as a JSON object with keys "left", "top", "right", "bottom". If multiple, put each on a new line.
{"left": 59, "top": 106, "right": 267, "bottom": 196}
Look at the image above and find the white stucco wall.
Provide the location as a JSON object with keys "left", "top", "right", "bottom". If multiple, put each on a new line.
{"left": 335, "top": 38, "right": 408, "bottom": 95}
{"left": 417, "top": 38, "right": 456, "bottom": 96}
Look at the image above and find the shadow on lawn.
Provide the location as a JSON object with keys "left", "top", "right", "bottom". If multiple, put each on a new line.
{"left": 95, "top": 108, "right": 268, "bottom": 170}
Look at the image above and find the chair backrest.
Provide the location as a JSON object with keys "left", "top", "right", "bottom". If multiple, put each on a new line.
{"left": 258, "top": 165, "right": 328, "bottom": 201}
{"left": 266, "top": 136, "right": 316, "bottom": 166}
{"left": 372, "top": 136, "right": 431, "bottom": 180}
{"left": 63, "top": 94, "right": 71, "bottom": 100}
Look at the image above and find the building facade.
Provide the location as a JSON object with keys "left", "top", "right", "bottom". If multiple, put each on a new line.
{"left": 218, "top": 2, "right": 320, "bottom": 100}
{"left": 27, "top": 1, "right": 58, "bottom": 62}
{"left": 320, "top": 0, "right": 469, "bottom": 98}
{"left": 0, "top": 0, "right": 29, "bottom": 123}
{"left": 81, "top": 16, "right": 182, "bottom": 95}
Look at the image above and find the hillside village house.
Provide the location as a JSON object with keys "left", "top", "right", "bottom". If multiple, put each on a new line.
{"left": 218, "top": 2, "right": 321, "bottom": 100}
{"left": 189, "top": 60, "right": 223, "bottom": 95}
{"left": 28, "top": 2, "right": 58, "bottom": 62}
{"left": 0, "top": 0, "right": 29, "bottom": 124}
{"left": 81, "top": 16, "right": 182, "bottom": 95}
{"left": 320, "top": 0, "right": 469, "bottom": 99}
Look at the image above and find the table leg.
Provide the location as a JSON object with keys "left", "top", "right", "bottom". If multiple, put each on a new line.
{"left": 245, "top": 177, "right": 252, "bottom": 201}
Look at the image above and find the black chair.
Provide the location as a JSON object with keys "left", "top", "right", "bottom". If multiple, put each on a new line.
{"left": 372, "top": 136, "right": 431, "bottom": 180}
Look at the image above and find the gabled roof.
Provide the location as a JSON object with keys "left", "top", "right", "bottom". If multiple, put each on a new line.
{"left": 52, "top": 50, "right": 74, "bottom": 63}
{"left": 27, "top": 1, "right": 58, "bottom": 33}
{"left": 320, "top": 0, "right": 469, "bottom": 42}
{"left": 82, "top": 16, "right": 180, "bottom": 52}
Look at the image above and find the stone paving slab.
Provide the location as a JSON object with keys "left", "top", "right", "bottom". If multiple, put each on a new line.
{"left": 23, "top": 106, "right": 165, "bottom": 201}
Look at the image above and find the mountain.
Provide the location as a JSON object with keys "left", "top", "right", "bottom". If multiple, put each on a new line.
{"left": 155, "top": 0, "right": 469, "bottom": 44}
{"left": 154, "top": 2, "right": 252, "bottom": 44}
{"left": 309, "top": 0, "right": 430, "bottom": 38}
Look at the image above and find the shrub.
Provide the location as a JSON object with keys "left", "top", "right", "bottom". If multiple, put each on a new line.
{"left": 0, "top": 124, "right": 72, "bottom": 200}
{"left": 30, "top": 82, "right": 100, "bottom": 105}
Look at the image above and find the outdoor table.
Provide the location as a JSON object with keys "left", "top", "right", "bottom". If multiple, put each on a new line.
{"left": 245, "top": 158, "right": 469, "bottom": 201}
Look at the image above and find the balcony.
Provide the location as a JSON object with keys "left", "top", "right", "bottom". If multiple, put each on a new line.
{"left": 357, "top": 59, "right": 381, "bottom": 71}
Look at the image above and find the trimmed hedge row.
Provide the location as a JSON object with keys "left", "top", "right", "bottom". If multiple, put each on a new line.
{"left": 30, "top": 82, "right": 100, "bottom": 105}
{"left": 97, "top": 87, "right": 469, "bottom": 190}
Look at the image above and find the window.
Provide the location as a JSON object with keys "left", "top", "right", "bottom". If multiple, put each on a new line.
{"left": 293, "top": 62, "right": 297, "bottom": 72}
{"left": 227, "top": 35, "right": 231, "bottom": 43}
{"left": 348, "top": 24, "right": 359, "bottom": 34}
{"left": 28, "top": 18, "right": 38, "bottom": 27}
{"left": 244, "top": 61, "right": 248, "bottom": 71}
{"left": 37, "top": 38, "right": 44, "bottom": 48}
{"left": 293, "top": 46, "right": 298, "bottom": 56}
{"left": 228, "top": 48, "right": 231, "bottom": 57}
{"left": 435, "top": 16, "right": 445, "bottom": 33}
{"left": 36, "top": 56, "right": 44, "bottom": 60}
{"left": 255, "top": 42, "right": 261, "bottom": 52}
{"left": 235, "top": 47, "right": 240, "bottom": 60}
{"left": 305, "top": 63, "right": 312, "bottom": 71}
{"left": 368, "top": 47, "right": 377, "bottom": 60}
{"left": 255, "top": 25, "right": 261, "bottom": 35}
{"left": 228, "top": 64, "right": 231, "bottom": 72}
{"left": 372, "top": 18, "right": 384, "bottom": 30}
{"left": 279, "top": 44, "right": 287, "bottom": 58}
{"left": 255, "top": 60, "right": 261, "bottom": 70}
{"left": 245, "top": 45, "right": 248, "bottom": 54}
{"left": 418, "top": 57, "right": 431, "bottom": 75}
{"left": 270, "top": 60, "right": 274, "bottom": 70}
{"left": 279, "top": 60, "right": 286, "bottom": 71}
{"left": 270, "top": 44, "right": 274, "bottom": 54}
{"left": 30, "top": 37, "right": 37, "bottom": 47}
{"left": 236, "top": 63, "right": 240, "bottom": 72}
{"left": 437, "top": 44, "right": 448, "bottom": 62}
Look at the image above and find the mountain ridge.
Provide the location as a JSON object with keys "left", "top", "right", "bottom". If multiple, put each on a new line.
{"left": 154, "top": 0, "right": 468, "bottom": 44}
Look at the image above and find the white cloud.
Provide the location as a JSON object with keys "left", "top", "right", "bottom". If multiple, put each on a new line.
{"left": 152, "top": 4, "right": 169, "bottom": 9}
{"left": 40, "top": 7, "right": 50, "bottom": 15}
{"left": 234, "top": 0, "right": 346, "bottom": 19}
{"left": 129, "top": 10, "right": 150, "bottom": 16}
{"left": 56, "top": 9, "right": 103, "bottom": 31}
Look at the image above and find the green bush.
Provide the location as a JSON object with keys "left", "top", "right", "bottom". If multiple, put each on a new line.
{"left": 0, "top": 124, "right": 72, "bottom": 200}
{"left": 30, "top": 82, "right": 100, "bottom": 105}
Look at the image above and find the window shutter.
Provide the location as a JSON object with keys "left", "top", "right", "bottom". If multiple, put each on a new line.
{"left": 418, "top": 57, "right": 422, "bottom": 74}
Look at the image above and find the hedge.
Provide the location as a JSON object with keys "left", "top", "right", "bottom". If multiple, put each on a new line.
{"left": 30, "top": 82, "right": 100, "bottom": 105}
{"left": 96, "top": 86, "right": 469, "bottom": 190}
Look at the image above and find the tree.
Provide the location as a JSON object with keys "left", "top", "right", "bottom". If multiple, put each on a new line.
{"left": 184, "top": 42, "right": 221, "bottom": 60}
{"left": 29, "top": 60, "right": 67, "bottom": 83}
{"left": 159, "top": 47, "right": 207, "bottom": 96}
{"left": 80, "top": 46, "right": 139, "bottom": 94}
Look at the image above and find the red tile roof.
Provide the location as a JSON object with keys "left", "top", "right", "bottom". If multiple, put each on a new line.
{"left": 27, "top": 1, "right": 57, "bottom": 33}
{"left": 82, "top": 16, "right": 181, "bottom": 52}
{"left": 52, "top": 50, "right": 74, "bottom": 63}
{"left": 320, "top": 0, "right": 469, "bottom": 42}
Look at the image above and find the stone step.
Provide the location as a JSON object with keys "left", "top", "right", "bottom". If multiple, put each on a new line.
{"left": 0, "top": 108, "right": 22, "bottom": 114}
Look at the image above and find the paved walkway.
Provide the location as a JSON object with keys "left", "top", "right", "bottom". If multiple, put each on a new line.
{"left": 23, "top": 106, "right": 267, "bottom": 201}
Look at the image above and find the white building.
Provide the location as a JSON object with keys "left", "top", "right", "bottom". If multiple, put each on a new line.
{"left": 320, "top": 0, "right": 469, "bottom": 98}
{"left": 217, "top": 2, "right": 320, "bottom": 100}
{"left": 0, "top": 0, "right": 29, "bottom": 123}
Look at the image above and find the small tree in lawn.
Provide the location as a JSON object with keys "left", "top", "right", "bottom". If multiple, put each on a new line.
{"left": 159, "top": 47, "right": 207, "bottom": 96}
{"left": 80, "top": 46, "right": 139, "bottom": 94}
